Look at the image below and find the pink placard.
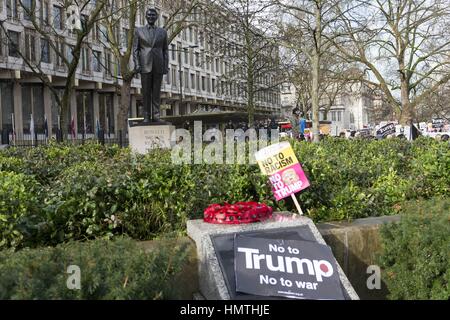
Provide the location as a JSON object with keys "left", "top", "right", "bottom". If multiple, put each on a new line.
{"left": 268, "top": 163, "right": 310, "bottom": 201}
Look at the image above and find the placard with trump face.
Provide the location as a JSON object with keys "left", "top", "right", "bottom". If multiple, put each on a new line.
{"left": 255, "top": 142, "right": 310, "bottom": 201}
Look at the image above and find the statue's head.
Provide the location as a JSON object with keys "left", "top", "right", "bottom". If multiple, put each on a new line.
{"left": 146, "top": 7, "right": 158, "bottom": 25}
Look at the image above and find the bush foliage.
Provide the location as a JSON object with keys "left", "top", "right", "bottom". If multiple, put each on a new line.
{"left": 378, "top": 198, "right": 450, "bottom": 300}
{"left": 0, "top": 137, "right": 448, "bottom": 250}
{"left": 0, "top": 237, "right": 190, "bottom": 299}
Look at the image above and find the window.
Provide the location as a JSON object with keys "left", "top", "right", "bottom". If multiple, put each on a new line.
{"left": 190, "top": 73, "right": 195, "bottom": 90}
{"left": 337, "top": 111, "right": 342, "bottom": 122}
{"left": 170, "top": 44, "right": 176, "bottom": 60}
{"left": 0, "top": 82, "right": 14, "bottom": 132}
{"left": 80, "top": 14, "right": 89, "bottom": 33}
{"left": 55, "top": 38, "right": 65, "bottom": 67}
{"left": 40, "top": 0, "right": 50, "bottom": 25}
{"left": 195, "top": 52, "right": 200, "bottom": 67}
{"left": 8, "top": 31, "right": 20, "bottom": 58}
{"left": 23, "top": 0, "right": 32, "bottom": 21}
{"left": 184, "top": 48, "right": 188, "bottom": 64}
{"left": 92, "top": 23, "right": 99, "bottom": 41}
{"left": 99, "top": 93, "right": 114, "bottom": 135}
{"left": 81, "top": 46, "right": 90, "bottom": 72}
{"left": 331, "top": 111, "right": 336, "bottom": 121}
{"left": 350, "top": 112, "right": 355, "bottom": 124}
{"left": 66, "top": 45, "right": 73, "bottom": 64}
{"left": 165, "top": 67, "right": 170, "bottom": 84}
{"left": 171, "top": 67, "right": 177, "bottom": 88}
{"left": 122, "top": 28, "right": 129, "bottom": 48}
{"left": 196, "top": 72, "right": 200, "bottom": 91}
{"left": 99, "top": 25, "right": 108, "bottom": 43}
{"left": 184, "top": 68, "right": 189, "bottom": 89}
{"left": 53, "top": 5, "right": 63, "bottom": 30}
{"left": 201, "top": 76, "right": 205, "bottom": 91}
{"left": 25, "top": 30, "right": 36, "bottom": 62}
{"left": 212, "top": 78, "right": 216, "bottom": 93}
{"left": 6, "top": 0, "right": 19, "bottom": 19}
{"left": 76, "top": 91, "right": 94, "bottom": 135}
{"left": 22, "top": 85, "right": 44, "bottom": 134}
{"left": 105, "top": 52, "right": 112, "bottom": 76}
{"left": 92, "top": 50, "right": 101, "bottom": 72}
{"left": 40, "top": 38, "right": 50, "bottom": 63}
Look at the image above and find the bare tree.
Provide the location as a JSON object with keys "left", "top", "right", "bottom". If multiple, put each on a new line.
{"left": 334, "top": 0, "right": 450, "bottom": 124}
{"left": 1, "top": 0, "right": 107, "bottom": 138}
{"left": 283, "top": 40, "right": 361, "bottom": 120}
{"left": 209, "top": 0, "right": 284, "bottom": 127}
{"left": 418, "top": 85, "right": 450, "bottom": 121}
{"left": 277, "top": 0, "right": 352, "bottom": 142}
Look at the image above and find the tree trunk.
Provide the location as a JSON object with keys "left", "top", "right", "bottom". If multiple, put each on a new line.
{"left": 247, "top": 81, "right": 255, "bottom": 127}
{"left": 247, "top": 46, "right": 255, "bottom": 127}
{"left": 311, "top": 2, "right": 322, "bottom": 143}
{"left": 117, "top": 78, "right": 132, "bottom": 134}
{"left": 311, "top": 53, "right": 320, "bottom": 143}
{"left": 59, "top": 76, "right": 75, "bottom": 139}
{"left": 399, "top": 77, "right": 412, "bottom": 125}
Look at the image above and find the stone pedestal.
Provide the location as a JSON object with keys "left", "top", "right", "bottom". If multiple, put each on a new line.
{"left": 187, "top": 212, "right": 359, "bottom": 300}
{"left": 128, "top": 118, "right": 175, "bottom": 154}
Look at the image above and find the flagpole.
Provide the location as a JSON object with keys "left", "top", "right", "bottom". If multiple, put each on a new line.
{"left": 11, "top": 113, "right": 15, "bottom": 146}
{"left": 30, "top": 113, "right": 34, "bottom": 146}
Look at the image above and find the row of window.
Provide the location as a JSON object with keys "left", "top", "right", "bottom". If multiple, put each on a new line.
{"left": 0, "top": 82, "right": 116, "bottom": 134}
{"left": 2, "top": 28, "right": 118, "bottom": 76}
{"left": 164, "top": 66, "right": 280, "bottom": 105}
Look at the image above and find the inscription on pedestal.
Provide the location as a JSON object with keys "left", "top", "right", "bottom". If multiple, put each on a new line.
{"left": 128, "top": 121, "right": 174, "bottom": 154}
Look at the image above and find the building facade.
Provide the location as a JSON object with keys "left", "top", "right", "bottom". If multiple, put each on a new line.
{"left": 279, "top": 81, "right": 388, "bottom": 136}
{"left": 0, "top": 0, "right": 281, "bottom": 141}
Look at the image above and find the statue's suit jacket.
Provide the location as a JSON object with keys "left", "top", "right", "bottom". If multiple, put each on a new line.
{"left": 133, "top": 25, "right": 169, "bottom": 74}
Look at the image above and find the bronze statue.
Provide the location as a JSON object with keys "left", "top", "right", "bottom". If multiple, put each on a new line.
{"left": 133, "top": 8, "right": 169, "bottom": 123}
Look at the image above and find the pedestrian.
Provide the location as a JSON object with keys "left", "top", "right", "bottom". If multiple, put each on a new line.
{"left": 291, "top": 107, "right": 301, "bottom": 139}
{"left": 225, "top": 120, "right": 234, "bottom": 130}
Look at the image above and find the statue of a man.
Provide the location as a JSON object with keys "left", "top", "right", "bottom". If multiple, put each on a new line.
{"left": 133, "top": 7, "right": 169, "bottom": 123}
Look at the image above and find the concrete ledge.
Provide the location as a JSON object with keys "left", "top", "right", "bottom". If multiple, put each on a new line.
{"left": 137, "top": 214, "right": 400, "bottom": 300}
{"left": 318, "top": 215, "right": 400, "bottom": 299}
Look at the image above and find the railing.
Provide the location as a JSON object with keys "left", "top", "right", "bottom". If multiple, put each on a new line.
{"left": 1, "top": 129, "right": 129, "bottom": 148}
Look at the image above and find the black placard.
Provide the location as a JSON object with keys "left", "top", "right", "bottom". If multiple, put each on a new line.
{"left": 210, "top": 226, "right": 350, "bottom": 300}
{"left": 234, "top": 235, "right": 345, "bottom": 300}
{"left": 376, "top": 123, "right": 396, "bottom": 137}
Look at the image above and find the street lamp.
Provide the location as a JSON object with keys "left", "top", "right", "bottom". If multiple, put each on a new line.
{"left": 178, "top": 45, "right": 198, "bottom": 110}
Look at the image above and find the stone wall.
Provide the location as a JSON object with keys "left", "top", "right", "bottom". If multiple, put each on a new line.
{"left": 139, "top": 214, "right": 400, "bottom": 299}
{"left": 318, "top": 215, "right": 400, "bottom": 300}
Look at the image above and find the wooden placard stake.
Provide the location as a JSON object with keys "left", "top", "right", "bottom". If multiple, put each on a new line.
{"left": 291, "top": 194, "right": 304, "bottom": 216}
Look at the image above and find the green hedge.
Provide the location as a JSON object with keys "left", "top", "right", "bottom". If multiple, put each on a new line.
{"left": 0, "top": 137, "right": 448, "bottom": 250}
{"left": 0, "top": 171, "right": 43, "bottom": 250}
{"left": 378, "top": 198, "right": 450, "bottom": 300}
{"left": 0, "top": 237, "right": 190, "bottom": 299}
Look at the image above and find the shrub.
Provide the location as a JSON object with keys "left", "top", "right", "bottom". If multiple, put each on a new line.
{"left": 0, "top": 138, "right": 448, "bottom": 249}
{"left": 0, "top": 237, "right": 191, "bottom": 299}
{"left": 410, "top": 139, "right": 450, "bottom": 198}
{"left": 378, "top": 198, "right": 450, "bottom": 300}
{"left": 0, "top": 171, "right": 43, "bottom": 250}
